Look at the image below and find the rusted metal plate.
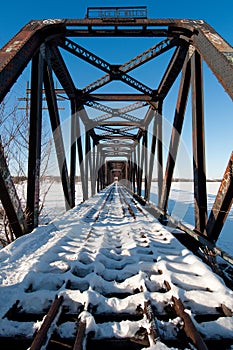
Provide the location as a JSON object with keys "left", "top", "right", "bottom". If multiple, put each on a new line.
{"left": 191, "top": 22, "right": 233, "bottom": 100}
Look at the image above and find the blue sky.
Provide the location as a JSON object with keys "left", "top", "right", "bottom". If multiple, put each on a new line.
{"left": 0, "top": 0, "right": 232, "bottom": 179}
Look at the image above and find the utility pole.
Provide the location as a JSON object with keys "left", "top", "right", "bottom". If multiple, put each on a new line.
{"left": 18, "top": 81, "right": 66, "bottom": 116}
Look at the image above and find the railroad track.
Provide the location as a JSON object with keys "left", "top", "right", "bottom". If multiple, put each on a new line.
{"left": 0, "top": 182, "right": 232, "bottom": 349}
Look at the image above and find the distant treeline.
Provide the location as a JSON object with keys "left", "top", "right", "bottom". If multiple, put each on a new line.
{"left": 12, "top": 176, "right": 222, "bottom": 183}
{"left": 12, "top": 176, "right": 82, "bottom": 183}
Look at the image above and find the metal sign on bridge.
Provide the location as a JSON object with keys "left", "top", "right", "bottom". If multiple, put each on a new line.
{"left": 86, "top": 6, "right": 148, "bottom": 19}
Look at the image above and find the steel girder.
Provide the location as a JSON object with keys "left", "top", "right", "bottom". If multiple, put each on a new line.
{"left": 26, "top": 50, "right": 44, "bottom": 230}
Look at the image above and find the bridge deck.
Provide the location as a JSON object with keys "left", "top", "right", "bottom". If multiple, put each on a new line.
{"left": 0, "top": 182, "right": 232, "bottom": 349}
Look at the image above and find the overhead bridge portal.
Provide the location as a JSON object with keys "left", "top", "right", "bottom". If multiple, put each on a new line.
{"left": 0, "top": 7, "right": 232, "bottom": 265}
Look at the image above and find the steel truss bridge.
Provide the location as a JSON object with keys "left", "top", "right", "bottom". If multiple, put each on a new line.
{"left": 0, "top": 7, "right": 232, "bottom": 265}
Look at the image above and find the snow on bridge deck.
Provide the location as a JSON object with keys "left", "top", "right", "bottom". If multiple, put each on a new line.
{"left": 0, "top": 182, "right": 232, "bottom": 349}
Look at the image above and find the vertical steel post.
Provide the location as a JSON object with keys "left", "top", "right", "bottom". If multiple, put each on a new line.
{"left": 85, "top": 130, "right": 94, "bottom": 197}
{"left": 100, "top": 155, "right": 105, "bottom": 190}
{"left": 70, "top": 99, "right": 77, "bottom": 208}
{"left": 96, "top": 146, "right": 100, "bottom": 193}
{"left": 76, "top": 112, "right": 87, "bottom": 201}
{"left": 133, "top": 147, "right": 137, "bottom": 193}
{"left": 147, "top": 113, "right": 157, "bottom": 201}
{"left": 160, "top": 56, "right": 191, "bottom": 212}
{"left": 84, "top": 130, "right": 89, "bottom": 199}
{"left": 97, "top": 148, "right": 102, "bottom": 192}
{"left": 137, "top": 142, "right": 141, "bottom": 195}
{"left": 157, "top": 102, "right": 163, "bottom": 206}
{"left": 129, "top": 153, "right": 133, "bottom": 190}
{"left": 91, "top": 139, "right": 96, "bottom": 195}
{"left": 0, "top": 143, "right": 28, "bottom": 237}
{"left": 144, "top": 130, "right": 148, "bottom": 200}
{"left": 125, "top": 159, "right": 129, "bottom": 182}
{"left": 26, "top": 50, "right": 44, "bottom": 230}
{"left": 43, "top": 63, "right": 72, "bottom": 211}
{"left": 191, "top": 50, "right": 207, "bottom": 234}
{"left": 137, "top": 140, "right": 142, "bottom": 196}
{"left": 206, "top": 152, "right": 233, "bottom": 242}
{"left": 127, "top": 158, "right": 130, "bottom": 185}
{"left": 140, "top": 136, "right": 145, "bottom": 195}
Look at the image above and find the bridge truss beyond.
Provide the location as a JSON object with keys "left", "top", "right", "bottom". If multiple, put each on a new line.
{"left": 0, "top": 8, "right": 232, "bottom": 265}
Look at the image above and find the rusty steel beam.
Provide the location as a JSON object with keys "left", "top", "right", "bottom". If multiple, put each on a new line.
{"left": 100, "top": 148, "right": 133, "bottom": 153}
{"left": 192, "top": 21, "right": 233, "bottom": 100}
{"left": 43, "top": 63, "right": 73, "bottom": 210}
{"left": 98, "top": 159, "right": 105, "bottom": 190}
{"left": 97, "top": 131, "right": 136, "bottom": 138}
{"left": 76, "top": 109, "right": 88, "bottom": 201}
{"left": 98, "top": 133, "right": 135, "bottom": 139}
{"left": 97, "top": 121, "right": 142, "bottom": 128}
{"left": 157, "top": 45, "right": 189, "bottom": 100}
{"left": 46, "top": 44, "right": 76, "bottom": 99}
{"left": 45, "top": 46, "right": 100, "bottom": 147}
{"left": 96, "top": 147, "right": 101, "bottom": 192}
{"left": 139, "top": 137, "right": 145, "bottom": 196}
{"left": 60, "top": 38, "right": 111, "bottom": 73}
{"left": 70, "top": 99, "right": 77, "bottom": 207}
{"left": 30, "top": 296, "right": 63, "bottom": 350}
{"left": 0, "top": 22, "right": 45, "bottom": 103}
{"left": 160, "top": 53, "right": 191, "bottom": 212}
{"left": 119, "top": 71, "right": 154, "bottom": 95}
{"left": 114, "top": 113, "right": 142, "bottom": 123}
{"left": 132, "top": 148, "right": 136, "bottom": 192}
{"left": 82, "top": 74, "right": 111, "bottom": 94}
{"left": 118, "top": 101, "right": 148, "bottom": 113}
{"left": 95, "top": 125, "right": 137, "bottom": 133}
{"left": 0, "top": 143, "right": 28, "bottom": 237}
{"left": 144, "top": 131, "right": 148, "bottom": 200}
{"left": 92, "top": 113, "right": 112, "bottom": 123}
{"left": 26, "top": 50, "right": 44, "bottom": 230}
{"left": 101, "top": 150, "right": 133, "bottom": 156}
{"left": 147, "top": 111, "right": 158, "bottom": 200}
{"left": 84, "top": 130, "right": 90, "bottom": 199}
{"left": 92, "top": 142, "right": 97, "bottom": 195}
{"left": 128, "top": 158, "right": 132, "bottom": 186}
{"left": 3, "top": 18, "right": 231, "bottom": 104}
{"left": 73, "top": 321, "right": 86, "bottom": 350}
{"left": 137, "top": 141, "right": 142, "bottom": 196}
{"left": 82, "top": 36, "right": 178, "bottom": 95}
{"left": 46, "top": 46, "right": 99, "bottom": 143}
{"left": 84, "top": 67, "right": 153, "bottom": 96}
{"left": 191, "top": 50, "right": 208, "bottom": 235}
{"left": 66, "top": 28, "right": 175, "bottom": 38}
{"left": 86, "top": 93, "right": 152, "bottom": 101}
{"left": 101, "top": 139, "right": 134, "bottom": 144}
{"left": 144, "top": 301, "right": 161, "bottom": 343}
{"left": 60, "top": 39, "right": 154, "bottom": 96}
{"left": 157, "top": 102, "right": 163, "bottom": 205}
{"left": 120, "top": 38, "right": 177, "bottom": 73}
{"left": 99, "top": 140, "right": 134, "bottom": 146}
{"left": 172, "top": 296, "right": 208, "bottom": 350}
{"left": 0, "top": 20, "right": 70, "bottom": 103}
{"left": 85, "top": 100, "right": 113, "bottom": 114}
{"left": 206, "top": 152, "right": 233, "bottom": 242}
